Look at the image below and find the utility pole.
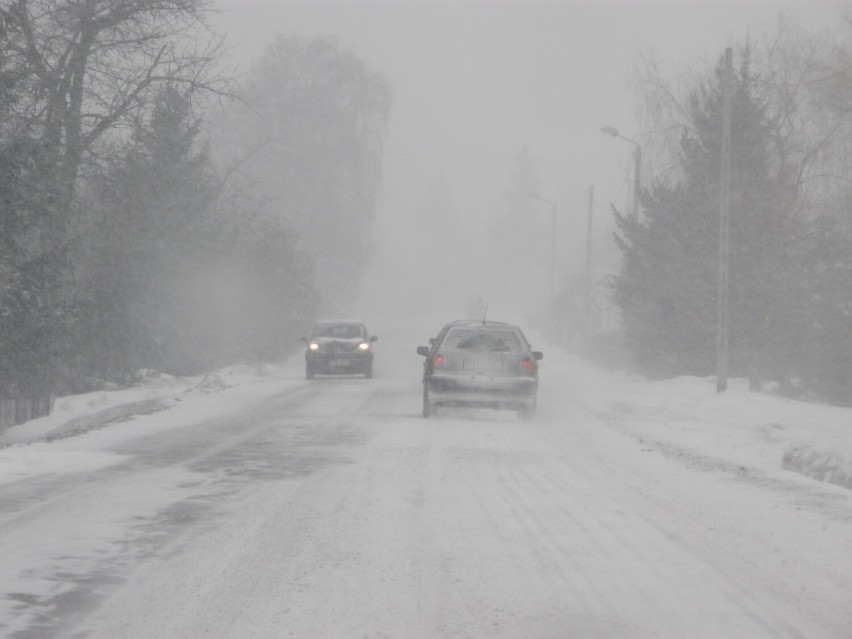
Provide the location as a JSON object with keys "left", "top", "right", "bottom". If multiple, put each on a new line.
{"left": 549, "top": 200, "right": 557, "bottom": 299}
{"left": 632, "top": 145, "right": 642, "bottom": 221}
{"left": 584, "top": 185, "right": 594, "bottom": 352}
{"left": 716, "top": 47, "right": 733, "bottom": 394}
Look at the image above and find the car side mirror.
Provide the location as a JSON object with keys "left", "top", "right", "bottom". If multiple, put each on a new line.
{"left": 300, "top": 336, "right": 308, "bottom": 343}
{"left": 370, "top": 335, "right": 378, "bottom": 342}
{"left": 416, "top": 346, "right": 430, "bottom": 357}
{"left": 533, "top": 351, "right": 543, "bottom": 361}
{"left": 429, "top": 338, "right": 436, "bottom": 345}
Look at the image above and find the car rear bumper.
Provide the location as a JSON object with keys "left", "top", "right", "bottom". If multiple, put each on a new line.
{"left": 425, "top": 374, "right": 537, "bottom": 409}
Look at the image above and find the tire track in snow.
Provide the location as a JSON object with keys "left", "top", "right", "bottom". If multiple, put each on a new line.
{"left": 519, "top": 407, "right": 850, "bottom": 637}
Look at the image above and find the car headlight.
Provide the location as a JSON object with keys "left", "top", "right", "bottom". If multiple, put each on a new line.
{"left": 358, "top": 342, "right": 370, "bottom": 351}
{"left": 309, "top": 342, "right": 320, "bottom": 351}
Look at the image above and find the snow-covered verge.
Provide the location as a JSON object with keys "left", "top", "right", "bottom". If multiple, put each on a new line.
{"left": 0, "top": 365, "right": 292, "bottom": 444}
{"left": 537, "top": 348, "right": 852, "bottom": 493}
{"left": 0, "top": 361, "right": 307, "bottom": 485}
{"left": 1, "top": 344, "right": 851, "bottom": 494}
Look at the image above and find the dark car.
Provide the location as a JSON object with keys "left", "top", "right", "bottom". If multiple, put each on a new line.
{"left": 416, "top": 319, "right": 542, "bottom": 419}
{"left": 302, "top": 320, "right": 377, "bottom": 379}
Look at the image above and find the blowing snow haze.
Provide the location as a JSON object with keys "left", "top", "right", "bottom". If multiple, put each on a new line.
{"left": 211, "top": 0, "right": 845, "bottom": 329}
{"left": 5, "top": 1, "right": 852, "bottom": 636}
{"left": 0, "top": 0, "right": 846, "bottom": 393}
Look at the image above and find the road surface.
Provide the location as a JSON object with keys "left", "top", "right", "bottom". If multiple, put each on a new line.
{"left": 2, "top": 360, "right": 851, "bottom": 638}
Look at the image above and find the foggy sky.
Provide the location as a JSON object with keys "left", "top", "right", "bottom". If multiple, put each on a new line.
{"left": 212, "top": 0, "right": 846, "bottom": 320}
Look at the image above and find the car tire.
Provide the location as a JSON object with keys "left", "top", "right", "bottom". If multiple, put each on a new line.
{"left": 306, "top": 364, "right": 316, "bottom": 380}
{"left": 518, "top": 401, "right": 536, "bottom": 421}
{"left": 423, "top": 388, "right": 436, "bottom": 418}
{"left": 365, "top": 364, "right": 373, "bottom": 379}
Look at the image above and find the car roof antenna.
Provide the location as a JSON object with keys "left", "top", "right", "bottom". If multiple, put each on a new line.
{"left": 482, "top": 304, "right": 488, "bottom": 325}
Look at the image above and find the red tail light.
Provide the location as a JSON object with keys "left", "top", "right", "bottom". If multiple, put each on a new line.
{"left": 430, "top": 354, "right": 445, "bottom": 369}
{"left": 520, "top": 357, "right": 535, "bottom": 374}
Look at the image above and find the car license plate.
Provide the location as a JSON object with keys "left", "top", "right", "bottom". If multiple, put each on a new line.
{"left": 330, "top": 358, "right": 349, "bottom": 367}
{"left": 463, "top": 358, "right": 502, "bottom": 371}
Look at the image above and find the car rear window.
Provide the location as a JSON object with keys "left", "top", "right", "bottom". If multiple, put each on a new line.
{"left": 441, "top": 328, "right": 522, "bottom": 353}
{"left": 313, "top": 324, "right": 365, "bottom": 339}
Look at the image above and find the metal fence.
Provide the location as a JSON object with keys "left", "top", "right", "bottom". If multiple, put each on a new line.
{"left": 0, "top": 394, "right": 54, "bottom": 430}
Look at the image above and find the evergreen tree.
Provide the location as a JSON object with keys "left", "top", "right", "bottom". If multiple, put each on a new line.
{"left": 79, "top": 85, "right": 318, "bottom": 381}
{"left": 80, "top": 85, "right": 220, "bottom": 379}
{"left": 799, "top": 212, "right": 852, "bottom": 402}
{"left": 614, "top": 51, "right": 808, "bottom": 385}
{"left": 0, "top": 136, "right": 75, "bottom": 395}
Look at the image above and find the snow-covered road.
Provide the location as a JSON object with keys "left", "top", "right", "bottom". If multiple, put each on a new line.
{"left": 1, "top": 345, "right": 852, "bottom": 638}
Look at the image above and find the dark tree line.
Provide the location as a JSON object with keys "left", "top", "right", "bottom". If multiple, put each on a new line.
{"left": 614, "top": 35, "right": 852, "bottom": 404}
{"left": 0, "top": 1, "right": 388, "bottom": 397}
{"left": 75, "top": 85, "right": 318, "bottom": 383}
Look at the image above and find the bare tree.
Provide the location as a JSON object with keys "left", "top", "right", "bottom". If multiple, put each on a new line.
{"left": 636, "top": 14, "right": 852, "bottom": 220}
{"left": 1, "top": 0, "right": 228, "bottom": 228}
{"left": 0, "top": 1, "right": 20, "bottom": 40}
{"left": 216, "top": 35, "right": 391, "bottom": 313}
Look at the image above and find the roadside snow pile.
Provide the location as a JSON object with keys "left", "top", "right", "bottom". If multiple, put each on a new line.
{"left": 134, "top": 368, "right": 178, "bottom": 388}
{"left": 0, "top": 361, "right": 301, "bottom": 450}
{"left": 194, "top": 372, "right": 229, "bottom": 394}
{"left": 783, "top": 445, "right": 852, "bottom": 491}
{"left": 43, "top": 397, "right": 180, "bottom": 442}
{"left": 0, "top": 369, "right": 191, "bottom": 447}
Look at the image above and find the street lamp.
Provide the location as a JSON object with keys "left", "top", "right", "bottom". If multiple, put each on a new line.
{"left": 529, "top": 194, "right": 557, "bottom": 298}
{"left": 601, "top": 126, "right": 642, "bottom": 220}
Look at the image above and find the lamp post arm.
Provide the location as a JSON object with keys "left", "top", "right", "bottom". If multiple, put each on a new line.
{"left": 601, "top": 126, "right": 639, "bottom": 148}
{"left": 601, "top": 125, "right": 642, "bottom": 219}
{"left": 619, "top": 133, "right": 640, "bottom": 148}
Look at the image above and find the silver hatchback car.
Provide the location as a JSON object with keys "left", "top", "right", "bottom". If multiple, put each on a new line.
{"left": 416, "top": 320, "right": 542, "bottom": 419}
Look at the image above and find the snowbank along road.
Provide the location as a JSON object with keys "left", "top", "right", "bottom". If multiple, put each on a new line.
{"left": 1, "top": 348, "right": 852, "bottom": 638}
